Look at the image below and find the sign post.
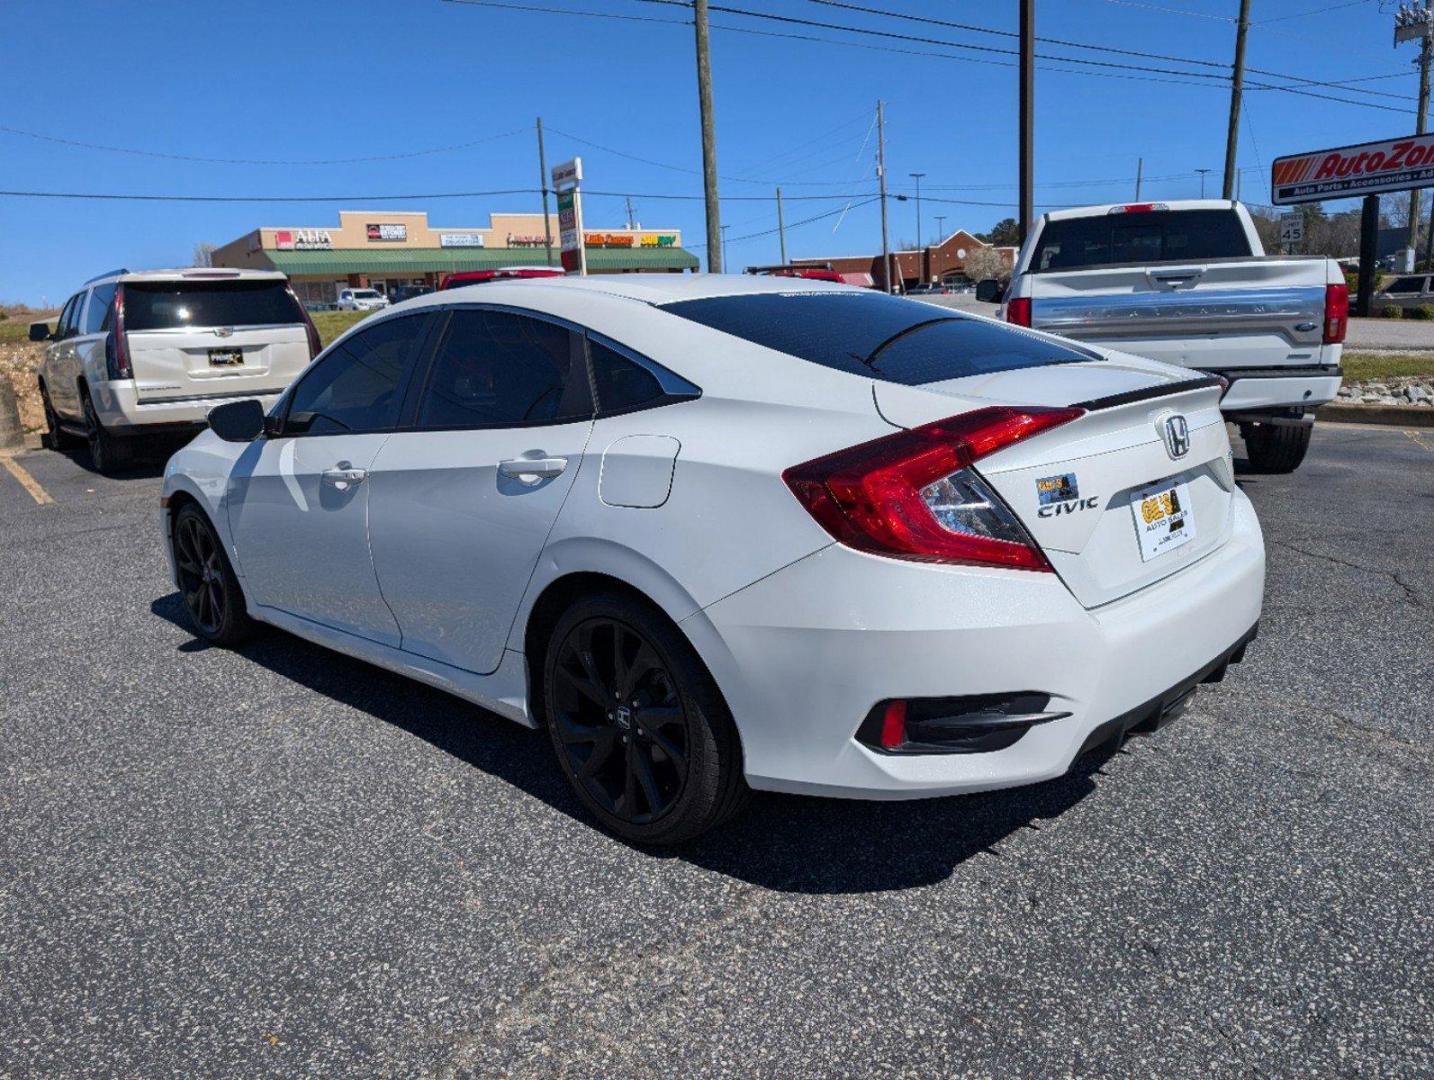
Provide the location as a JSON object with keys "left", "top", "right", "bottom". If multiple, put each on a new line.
{"left": 552, "top": 157, "right": 586, "bottom": 276}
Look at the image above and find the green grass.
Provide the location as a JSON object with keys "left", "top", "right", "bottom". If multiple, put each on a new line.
{"left": 310, "top": 309, "right": 373, "bottom": 347}
{"left": 1341, "top": 352, "right": 1434, "bottom": 382}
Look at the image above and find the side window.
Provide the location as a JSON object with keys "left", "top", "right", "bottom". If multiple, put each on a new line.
{"left": 57, "top": 294, "right": 81, "bottom": 339}
{"left": 84, "top": 283, "right": 117, "bottom": 334}
{"left": 1387, "top": 276, "right": 1422, "bottom": 294}
{"left": 284, "top": 314, "right": 430, "bottom": 436}
{"left": 587, "top": 338, "right": 698, "bottom": 414}
{"left": 415, "top": 309, "right": 591, "bottom": 429}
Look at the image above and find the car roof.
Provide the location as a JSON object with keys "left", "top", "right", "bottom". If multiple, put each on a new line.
{"left": 429, "top": 271, "right": 859, "bottom": 307}
{"left": 86, "top": 268, "right": 289, "bottom": 286}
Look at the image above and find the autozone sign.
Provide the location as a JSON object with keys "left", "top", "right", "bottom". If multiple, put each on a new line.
{"left": 1271, "top": 132, "right": 1434, "bottom": 205}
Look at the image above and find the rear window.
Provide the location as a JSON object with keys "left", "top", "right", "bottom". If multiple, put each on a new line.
{"left": 122, "top": 280, "right": 305, "bottom": 331}
{"left": 660, "top": 291, "right": 1088, "bottom": 385}
{"left": 1031, "top": 210, "right": 1253, "bottom": 272}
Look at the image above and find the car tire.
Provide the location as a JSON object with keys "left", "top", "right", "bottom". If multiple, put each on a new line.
{"left": 542, "top": 593, "right": 749, "bottom": 845}
{"left": 40, "top": 383, "right": 81, "bottom": 451}
{"left": 171, "top": 503, "right": 256, "bottom": 647}
{"left": 1243, "top": 419, "right": 1311, "bottom": 474}
{"left": 81, "top": 388, "right": 132, "bottom": 475}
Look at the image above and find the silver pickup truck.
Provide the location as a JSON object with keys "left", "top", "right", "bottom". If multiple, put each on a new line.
{"left": 980, "top": 199, "right": 1345, "bottom": 473}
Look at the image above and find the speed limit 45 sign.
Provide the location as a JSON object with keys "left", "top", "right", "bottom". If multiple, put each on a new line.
{"left": 1280, "top": 214, "right": 1304, "bottom": 244}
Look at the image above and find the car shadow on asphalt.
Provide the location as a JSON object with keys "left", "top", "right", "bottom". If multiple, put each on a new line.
{"left": 51, "top": 445, "right": 168, "bottom": 480}
{"left": 151, "top": 591, "right": 1121, "bottom": 895}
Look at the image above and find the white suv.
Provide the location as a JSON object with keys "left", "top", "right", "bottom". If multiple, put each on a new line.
{"left": 336, "top": 288, "right": 390, "bottom": 311}
{"left": 33, "top": 268, "right": 320, "bottom": 473}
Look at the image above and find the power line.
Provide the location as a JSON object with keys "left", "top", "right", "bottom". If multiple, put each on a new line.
{"left": 688, "top": 196, "right": 882, "bottom": 249}
{"left": 0, "top": 123, "right": 530, "bottom": 166}
{"left": 0, "top": 186, "right": 881, "bottom": 204}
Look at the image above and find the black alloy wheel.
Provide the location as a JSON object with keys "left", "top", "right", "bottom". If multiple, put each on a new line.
{"left": 40, "top": 384, "right": 80, "bottom": 451}
{"left": 543, "top": 594, "right": 748, "bottom": 844}
{"left": 171, "top": 505, "right": 254, "bottom": 646}
{"left": 552, "top": 617, "right": 689, "bottom": 825}
{"left": 81, "top": 390, "right": 130, "bottom": 475}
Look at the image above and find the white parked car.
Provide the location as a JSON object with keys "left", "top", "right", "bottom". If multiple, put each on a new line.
{"left": 336, "top": 288, "right": 390, "bottom": 311}
{"left": 33, "top": 268, "right": 321, "bottom": 473}
{"left": 161, "top": 275, "right": 1265, "bottom": 843}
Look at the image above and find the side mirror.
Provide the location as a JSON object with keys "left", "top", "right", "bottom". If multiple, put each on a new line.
{"left": 975, "top": 279, "right": 1005, "bottom": 304}
{"left": 208, "top": 398, "right": 266, "bottom": 442}
{"left": 29, "top": 322, "right": 52, "bottom": 342}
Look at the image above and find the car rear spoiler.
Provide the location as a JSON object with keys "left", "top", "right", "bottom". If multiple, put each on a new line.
{"left": 1070, "top": 375, "right": 1222, "bottom": 412}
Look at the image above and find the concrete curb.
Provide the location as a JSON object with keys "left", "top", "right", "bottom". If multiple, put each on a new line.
{"left": 1316, "top": 402, "right": 1434, "bottom": 427}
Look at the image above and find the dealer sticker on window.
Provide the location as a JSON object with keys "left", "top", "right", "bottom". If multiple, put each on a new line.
{"left": 1131, "top": 480, "right": 1196, "bottom": 562}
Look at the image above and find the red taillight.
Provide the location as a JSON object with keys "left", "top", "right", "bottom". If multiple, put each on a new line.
{"left": 1324, "top": 282, "right": 1349, "bottom": 344}
{"left": 1006, "top": 297, "right": 1032, "bottom": 327}
{"left": 288, "top": 287, "right": 323, "bottom": 360}
{"left": 106, "top": 284, "right": 131, "bottom": 379}
{"left": 783, "top": 406, "right": 1084, "bottom": 571}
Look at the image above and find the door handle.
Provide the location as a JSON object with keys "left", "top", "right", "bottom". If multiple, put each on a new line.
{"left": 498, "top": 456, "right": 568, "bottom": 483}
{"left": 321, "top": 462, "right": 368, "bottom": 489}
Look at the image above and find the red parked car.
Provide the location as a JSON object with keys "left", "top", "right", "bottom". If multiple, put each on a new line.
{"left": 439, "top": 267, "right": 565, "bottom": 290}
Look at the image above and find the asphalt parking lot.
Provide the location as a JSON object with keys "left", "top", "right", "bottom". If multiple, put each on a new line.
{"left": 1, "top": 424, "right": 1431, "bottom": 1079}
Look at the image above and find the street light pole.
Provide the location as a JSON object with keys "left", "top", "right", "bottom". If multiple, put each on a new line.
{"left": 1196, "top": 168, "right": 1212, "bottom": 198}
{"left": 910, "top": 171, "right": 926, "bottom": 282}
{"left": 935, "top": 214, "right": 947, "bottom": 244}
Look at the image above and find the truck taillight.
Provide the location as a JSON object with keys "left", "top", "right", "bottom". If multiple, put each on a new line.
{"left": 105, "top": 284, "right": 131, "bottom": 380}
{"left": 1006, "top": 297, "right": 1033, "bottom": 327}
{"left": 288, "top": 287, "right": 323, "bottom": 360}
{"left": 1324, "top": 283, "right": 1348, "bottom": 345}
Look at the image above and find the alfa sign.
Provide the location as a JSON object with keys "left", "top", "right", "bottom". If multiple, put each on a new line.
{"left": 1271, "top": 132, "right": 1434, "bottom": 205}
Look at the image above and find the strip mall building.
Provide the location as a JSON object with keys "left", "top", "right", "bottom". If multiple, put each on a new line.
{"left": 212, "top": 210, "right": 698, "bottom": 307}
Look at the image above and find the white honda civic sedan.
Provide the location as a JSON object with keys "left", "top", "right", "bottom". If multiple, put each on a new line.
{"left": 161, "top": 274, "right": 1264, "bottom": 843}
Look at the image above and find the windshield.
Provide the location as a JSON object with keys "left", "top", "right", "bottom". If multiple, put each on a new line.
{"left": 122, "top": 280, "right": 305, "bottom": 331}
{"left": 352, "top": 289, "right": 381, "bottom": 299}
{"left": 1031, "top": 209, "right": 1253, "bottom": 272}
{"left": 660, "top": 291, "right": 1089, "bottom": 385}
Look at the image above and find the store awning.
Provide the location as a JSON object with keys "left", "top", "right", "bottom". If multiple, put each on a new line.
{"left": 263, "top": 246, "right": 699, "bottom": 275}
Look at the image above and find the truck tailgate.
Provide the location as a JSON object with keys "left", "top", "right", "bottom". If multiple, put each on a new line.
{"left": 1025, "top": 258, "right": 1331, "bottom": 371}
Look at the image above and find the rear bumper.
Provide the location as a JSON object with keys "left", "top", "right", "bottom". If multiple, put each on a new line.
{"left": 1207, "top": 367, "right": 1343, "bottom": 412}
{"left": 90, "top": 381, "right": 286, "bottom": 434}
{"left": 690, "top": 489, "right": 1265, "bottom": 799}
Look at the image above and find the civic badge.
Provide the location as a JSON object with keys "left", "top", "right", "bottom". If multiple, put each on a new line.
{"left": 1159, "top": 413, "right": 1190, "bottom": 460}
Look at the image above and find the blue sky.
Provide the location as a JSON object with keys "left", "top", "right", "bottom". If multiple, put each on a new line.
{"left": 0, "top": 0, "right": 1417, "bottom": 305}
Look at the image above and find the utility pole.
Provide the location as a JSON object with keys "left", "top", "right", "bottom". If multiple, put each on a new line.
{"left": 536, "top": 117, "right": 554, "bottom": 267}
{"left": 694, "top": 0, "right": 723, "bottom": 272}
{"left": 1135, "top": 157, "right": 1143, "bottom": 200}
{"left": 1018, "top": 0, "right": 1035, "bottom": 244}
{"left": 776, "top": 186, "right": 788, "bottom": 265}
{"left": 877, "top": 100, "right": 892, "bottom": 293}
{"left": 910, "top": 171, "right": 926, "bottom": 283}
{"left": 1196, "top": 168, "right": 1212, "bottom": 198}
{"left": 1223, "top": 0, "right": 1251, "bottom": 199}
{"left": 935, "top": 214, "right": 947, "bottom": 244}
{"left": 721, "top": 224, "right": 730, "bottom": 269}
{"left": 625, "top": 195, "right": 636, "bottom": 230}
{"left": 1396, "top": 2, "right": 1433, "bottom": 269}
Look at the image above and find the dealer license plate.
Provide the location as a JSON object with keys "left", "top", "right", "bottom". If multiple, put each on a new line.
{"left": 1131, "top": 480, "right": 1196, "bottom": 562}
{"left": 208, "top": 348, "right": 244, "bottom": 367}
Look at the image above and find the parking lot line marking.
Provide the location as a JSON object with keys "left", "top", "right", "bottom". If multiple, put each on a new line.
{"left": 0, "top": 453, "right": 55, "bottom": 505}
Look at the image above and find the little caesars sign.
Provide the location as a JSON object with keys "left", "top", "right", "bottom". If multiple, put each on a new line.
{"left": 1271, "top": 132, "right": 1434, "bottom": 205}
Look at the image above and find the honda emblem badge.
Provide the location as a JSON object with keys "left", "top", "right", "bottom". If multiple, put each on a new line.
{"left": 1161, "top": 414, "right": 1190, "bottom": 460}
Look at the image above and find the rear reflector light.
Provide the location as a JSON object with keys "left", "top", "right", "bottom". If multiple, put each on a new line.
{"left": 1324, "top": 282, "right": 1348, "bottom": 344}
{"left": 857, "top": 693, "right": 1063, "bottom": 754}
{"left": 783, "top": 406, "right": 1084, "bottom": 571}
{"left": 1006, "top": 297, "right": 1032, "bottom": 327}
{"left": 879, "top": 700, "right": 907, "bottom": 749}
{"left": 106, "top": 284, "right": 131, "bottom": 380}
